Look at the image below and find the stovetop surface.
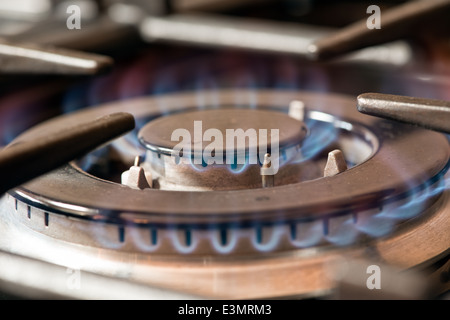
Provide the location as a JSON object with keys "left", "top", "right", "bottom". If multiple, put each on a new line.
{"left": 0, "top": 0, "right": 449, "bottom": 300}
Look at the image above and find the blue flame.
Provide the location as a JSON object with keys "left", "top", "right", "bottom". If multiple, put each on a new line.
{"left": 290, "top": 220, "right": 324, "bottom": 248}
{"left": 355, "top": 175, "right": 448, "bottom": 238}
{"left": 0, "top": 112, "right": 21, "bottom": 145}
{"left": 81, "top": 173, "right": 448, "bottom": 255}
{"left": 209, "top": 227, "right": 240, "bottom": 254}
{"left": 168, "top": 228, "right": 199, "bottom": 254}
{"left": 355, "top": 215, "right": 395, "bottom": 238}
{"left": 250, "top": 225, "right": 284, "bottom": 252}
{"left": 62, "top": 83, "right": 91, "bottom": 114}
{"left": 232, "top": 86, "right": 258, "bottom": 109}
{"left": 225, "top": 154, "right": 251, "bottom": 174}
{"left": 151, "top": 71, "right": 180, "bottom": 96}
{"left": 325, "top": 218, "right": 360, "bottom": 246}
{"left": 88, "top": 223, "right": 125, "bottom": 250}
{"left": 380, "top": 178, "right": 446, "bottom": 220}
{"left": 127, "top": 226, "right": 160, "bottom": 253}
{"left": 194, "top": 77, "right": 220, "bottom": 110}
{"left": 76, "top": 147, "right": 109, "bottom": 172}
{"left": 296, "top": 119, "right": 338, "bottom": 162}
{"left": 186, "top": 154, "right": 210, "bottom": 172}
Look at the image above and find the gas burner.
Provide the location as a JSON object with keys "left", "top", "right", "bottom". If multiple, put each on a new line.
{"left": 0, "top": 89, "right": 449, "bottom": 299}
{"left": 138, "top": 108, "right": 308, "bottom": 191}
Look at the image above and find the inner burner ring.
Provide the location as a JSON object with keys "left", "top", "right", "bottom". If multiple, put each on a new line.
{"left": 139, "top": 108, "right": 308, "bottom": 156}
{"left": 138, "top": 108, "right": 309, "bottom": 191}
{"left": 8, "top": 90, "right": 449, "bottom": 226}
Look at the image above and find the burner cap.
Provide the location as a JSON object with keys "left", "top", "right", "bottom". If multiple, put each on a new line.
{"left": 137, "top": 108, "right": 308, "bottom": 191}
{"left": 138, "top": 108, "right": 308, "bottom": 156}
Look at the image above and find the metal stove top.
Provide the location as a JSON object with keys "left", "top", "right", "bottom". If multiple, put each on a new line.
{"left": 0, "top": 0, "right": 449, "bottom": 300}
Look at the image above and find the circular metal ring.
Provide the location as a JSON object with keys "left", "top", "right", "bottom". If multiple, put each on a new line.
{"left": 9, "top": 90, "right": 450, "bottom": 225}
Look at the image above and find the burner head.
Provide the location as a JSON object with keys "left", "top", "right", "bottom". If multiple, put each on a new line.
{"left": 4, "top": 90, "right": 449, "bottom": 259}
{"left": 138, "top": 109, "right": 308, "bottom": 190}
{"left": 139, "top": 108, "right": 307, "bottom": 154}
{"left": 2, "top": 89, "right": 449, "bottom": 299}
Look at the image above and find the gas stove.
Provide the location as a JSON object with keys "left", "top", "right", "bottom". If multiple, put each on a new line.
{"left": 0, "top": 0, "right": 449, "bottom": 300}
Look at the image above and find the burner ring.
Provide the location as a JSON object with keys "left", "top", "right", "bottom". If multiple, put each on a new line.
{"left": 10, "top": 90, "right": 448, "bottom": 225}
{"left": 139, "top": 108, "right": 308, "bottom": 156}
{"left": 138, "top": 108, "right": 309, "bottom": 191}
{"left": 5, "top": 89, "right": 450, "bottom": 257}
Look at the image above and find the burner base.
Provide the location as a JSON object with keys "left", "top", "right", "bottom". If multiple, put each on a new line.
{"left": 1, "top": 191, "right": 448, "bottom": 299}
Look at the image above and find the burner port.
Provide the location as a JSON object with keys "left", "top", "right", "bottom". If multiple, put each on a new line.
{"left": 138, "top": 108, "right": 309, "bottom": 191}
